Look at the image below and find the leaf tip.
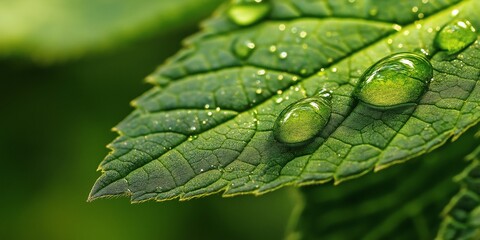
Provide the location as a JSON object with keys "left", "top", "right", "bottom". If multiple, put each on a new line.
{"left": 87, "top": 172, "right": 131, "bottom": 202}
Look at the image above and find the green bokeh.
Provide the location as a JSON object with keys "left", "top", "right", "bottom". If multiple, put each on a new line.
{"left": 0, "top": 2, "right": 295, "bottom": 239}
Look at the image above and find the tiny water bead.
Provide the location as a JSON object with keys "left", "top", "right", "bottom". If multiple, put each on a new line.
{"left": 434, "top": 19, "right": 477, "bottom": 53}
{"left": 354, "top": 52, "right": 433, "bottom": 109}
{"left": 273, "top": 91, "right": 332, "bottom": 146}
{"left": 227, "top": 0, "right": 271, "bottom": 26}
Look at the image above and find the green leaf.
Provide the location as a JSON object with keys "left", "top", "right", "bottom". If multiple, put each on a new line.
{"left": 0, "top": 0, "right": 223, "bottom": 63}
{"left": 89, "top": 0, "right": 480, "bottom": 202}
{"left": 287, "top": 127, "right": 479, "bottom": 239}
{"left": 436, "top": 141, "right": 480, "bottom": 240}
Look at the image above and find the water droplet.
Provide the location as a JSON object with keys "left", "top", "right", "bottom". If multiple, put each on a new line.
{"left": 255, "top": 88, "right": 263, "bottom": 94}
{"left": 207, "top": 111, "right": 213, "bottom": 116}
{"left": 354, "top": 52, "right": 433, "bottom": 109}
{"left": 273, "top": 91, "right": 332, "bottom": 146}
{"left": 227, "top": 0, "right": 271, "bottom": 26}
{"left": 434, "top": 19, "right": 476, "bottom": 53}
{"left": 232, "top": 38, "right": 256, "bottom": 59}
{"left": 269, "top": 45, "right": 277, "bottom": 52}
{"left": 279, "top": 51, "right": 288, "bottom": 59}
{"left": 299, "top": 31, "right": 308, "bottom": 38}
{"left": 257, "top": 69, "right": 266, "bottom": 75}
{"left": 216, "top": 107, "right": 221, "bottom": 112}
{"left": 451, "top": 9, "right": 459, "bottom": 17}
{"left": 204, "top": 104, "right": 210, "bottom": 109}
{"left": 393, "top": 24, "right": 402, "bottom": 31}
{"left": 278, "top": 24, "right": 286, "bottom": 31}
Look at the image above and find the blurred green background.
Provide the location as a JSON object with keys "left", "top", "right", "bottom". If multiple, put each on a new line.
{"left": 0, "top": 0, "right": 296, "bottom": 239}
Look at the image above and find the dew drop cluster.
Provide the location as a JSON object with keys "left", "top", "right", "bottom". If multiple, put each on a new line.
{"left": 273, "top": 51, "right": 434, "bottom": 146}
{"left": 225, "top": 4, "right": 478, "bottom": 147}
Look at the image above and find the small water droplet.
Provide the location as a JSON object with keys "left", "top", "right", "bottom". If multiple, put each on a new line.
{"left": 204, "top": 104, "right": 210, "bottom": 109}
{"left": 279, "top": 51, "right": 288, "bottom": 59}
{"left": 227, "top": 0, "right": 271, "bottom": 26}
{"left": 255, "top": 88, "right": 263, "bottom": 94}
{"left": 257, "top": 69, "right": 266, "bottom": 75}
{"left": 354, "top": 52, "right": 433, "bottom": 109}
{"left": 269, "top": 45, "right": 277, "bottom": 52}
{"left": 216, "top": 107, "right": 221, "bottom": 112}
{"left": 232, "top": 38, "right": 256, "bottom": 59}
{"left": 207, "top": 111, "right": 213, "bottom": 116}
{"left": 434, "top": 19, "right": 477, "bottom": 53}
{"left": 412, "top": 6, "right": 419, "bottom": 13}
{"left": 299, "top": 31, "right": 307, "bottom": 38}
{"left": 277, "top": 90, "right": 283, "bottom": 94}
{"left": 451, "top": 9, "right": 459, "bottom": 17}
{"left": 278, "top": 24, "right": 286, "bottom": 31}
{"left": 393, "top": 24, "right": 402, "bottom": 31}
{"left": 190, "top": 126, "right": 197, "bottom": 131}
{"left": 277, "top": 75, "right": 284, "bottom": 81}
{"left": 273, "top": 90, "right": 332, "bottom": 146}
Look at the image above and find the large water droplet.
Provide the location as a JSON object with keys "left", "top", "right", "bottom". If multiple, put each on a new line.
{"left": 354, "top": 52, "right": 433, "bottom": 109}
{"left": 227, "top": 0, "right": 271, "bottom": 26}
{"left": 434, "top": 19, "right": 477, "bottom": 53}
{"left": 273, "top": 91, "right": 332, "bottom": 146}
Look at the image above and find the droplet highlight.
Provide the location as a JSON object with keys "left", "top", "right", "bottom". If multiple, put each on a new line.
{"left": 434, "top": 19, "right": 477, "bottom": 53}
{"left": 227, "top": 0, "right": 271, "bottom": 26}
{"left": 273, "top": 91, "right": 332, "bottom": 146}
{"left": 354, "top": 52, "right": 433, "bottom": 109}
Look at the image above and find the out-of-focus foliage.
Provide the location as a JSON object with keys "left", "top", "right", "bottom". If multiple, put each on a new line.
{"left": 0, "top": 0, "right": 295, "bottom": 239}
{"left": 0, "top": 0, "right": 223, "bottom": 63}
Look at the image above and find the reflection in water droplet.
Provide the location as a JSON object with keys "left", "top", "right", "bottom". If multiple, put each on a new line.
{"left": 227, "top": 0, "right": 271, "bottom": 26}
{"left": 273, "top": 91, "right": 332, "bottom": 146}
{"left": 434, "top": 19, "right": 477, "bottom": 53}
{"left": 354, "top": 52, "right": 433, "bottom": 109}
